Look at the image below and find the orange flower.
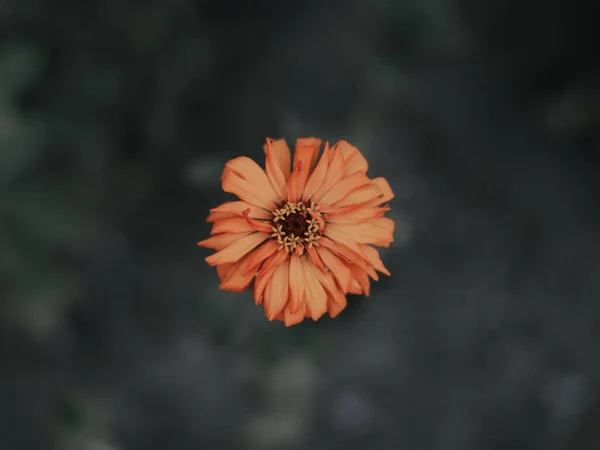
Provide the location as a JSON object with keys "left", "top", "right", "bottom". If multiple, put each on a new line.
{"left": 198, "top": 137, "right": 394, "bottom": 326}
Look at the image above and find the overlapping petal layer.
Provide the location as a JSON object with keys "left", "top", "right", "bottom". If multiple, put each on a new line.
{"left": 198, "top": 137, "right": 394, "bottom": 326}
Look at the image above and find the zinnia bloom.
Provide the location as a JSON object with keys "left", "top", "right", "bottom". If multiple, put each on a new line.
{"left": 198, "top": 137, "right": 394, "bottom": 326}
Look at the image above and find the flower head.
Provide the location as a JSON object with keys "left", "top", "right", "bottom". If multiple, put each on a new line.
{"left": 198, "top": 137, "right": 394, "bottom": 326}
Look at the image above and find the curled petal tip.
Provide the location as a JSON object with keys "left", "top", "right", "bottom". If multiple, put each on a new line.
{"left": 219, "top": 284, "right": 242, "bottom": 293}
{"left": 197, "top": 239, "right": 211, "bottom": 247}
{"left": 241, "top": 267, "right": 258, "bottom": 277}
{"left": 241, "top": 208, "right": 273, "bottom": 233}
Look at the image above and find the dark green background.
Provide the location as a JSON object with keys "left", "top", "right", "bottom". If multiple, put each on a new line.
{"left": 1, "top": 0, "right": 599, "bottom": 449}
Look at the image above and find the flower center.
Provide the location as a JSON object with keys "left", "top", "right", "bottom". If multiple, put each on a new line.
{"left": 271, "top": 201, "right": 323, "bottom": 253}
{"left": 281, "top": 213, "right": 308, "bottom": 237}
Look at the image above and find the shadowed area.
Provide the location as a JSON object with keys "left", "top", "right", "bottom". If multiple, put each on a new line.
{"left": 1, "top": 0, "right": 599, "bottom": 449}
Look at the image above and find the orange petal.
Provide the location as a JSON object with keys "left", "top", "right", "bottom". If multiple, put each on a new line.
{"left": 318, "top": 171, "right": 371, "bottom": 206}
{"left": 349, "top": 264, "right": 371, "bottom": 296}
{"left": 264, "top": 258, "right": 290, "bottom": 320}
{"left": 221, "top": 165, "right": 232, "bottom": 183}
{"left": 225, "top": 156, "right": 281, "bottom": 201}
{"left": 207, "top": 211, "right": 239, "bottom": 223}
{"left": 322, "top": 242, "right": 377, "bottom": 284}
{"left": 313, "top": 265, "right": 342, "bottom": 300}
{"left": 321, "top": 238, "right": 377, "bottom": 281}
{"left": 334, "top": 242, "right": 378, "bottom": 277}
{"left": 313, "top": 268, "right": 348, "bottom": 317}
{"left": 359, "top": 244, "right": 391, "bottom": 276}
{"left": 207, "top": 201, "right": 272, "bottom": 223}
{"left": 325, "top": 205, "right": 390, "bottom": 223}
{"left": 332, "top": 184, "right": 383, "bottom": 208}
{"left": 348, "top": 278, "right": 362, "bottom": 294}
{"left": 325, "top": 221, "right": 393, "bottom": 247}
{"left": 319, "top": 236, "right": 354, "bottom": 264}
{"left": 242, "top": 240, "right": 280, "bottom": 276}
{"left": 288, "top": 253, "right": 305, "bottom": 313}
{"left": 294, "top": 138, "right": 322, "bottom": 172}
{"left": 327, "top": 291, "right": 348, "bottom": 318}
{"left": 197, "top": 232, "right": 250, "bottom": 250}
{"left": 205, "top": 232, "right": 268, "bottom": 266}
{"left": 257, "top": 248, "right": 288, "bottom": 276}
{"left": 219, "top": 252, "right": 255, "bottom": 293}
{"left": 319, "top": 204, "right": 362, "bottom": 215}
{"left": 211, "top": 216, "right": 253, "bottom": 235}
{"left": 368, "top": 217, "right": 395, "bottom": 246}
{"left": 371, "top": 217, "right": 395, "bottom": 241}
{"left": 264, "top": 138, "right": 288, "bottom": 199}
{"left": 333, "top": 140, "right": 369, "bottom": 177}
{"left": 323, "top": 226, "right": 369, "bottom": 259}
{"left": 253, "top": 252, "right": 281, "bottom": 304}
{"left": 263, "top": 138, "right": 291, "bottom": 180}
{"left": 216, "top": 262, "right": 234, "bottom": 283}
{"left": 301, "top": 259, "right": 328, "bottom": 321}
{"left": 315, "top": 246, "right": 352, "bottom": 292}
{"left": 301, "top": 142, "right": 330, "bottom": 202}
{"left": 306, "top": 246, "right": 326, "bottom": 272}
{"left": 364, "top": 177, "right": 394, "bottom": 206}
{"left": 285, "top": 160, "right": 305, "bottom": 203}
{"left": 222, "top": 172, "right": 278, "bottom": 211}
{"left": 241, "top": 209, "right": 273, "bottom": 233}
{"left": 286, "top": 138, "right": 322, "bottom": 202}
{"left": 254, "top": 271, "right": 272, "bottom": 305}
{"left": 372, "top": 239, "right": 392, "bottom": 248}
{"left": 311, "top": 148, "right": 345, "bottom": 202}
{"left": 364, "top": 262, "right": 379, "bottom": 281}
{"left": 284, "top": 301, "right": 306, "bottom": 327}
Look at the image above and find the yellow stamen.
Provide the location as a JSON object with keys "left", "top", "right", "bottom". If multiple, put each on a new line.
{"left": 270, "top": 201, "right": 325, "bottom": 254}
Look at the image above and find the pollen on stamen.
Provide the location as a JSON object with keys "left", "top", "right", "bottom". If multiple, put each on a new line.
{"left": 270, "top": 200, "right": 324, "bottom": 254}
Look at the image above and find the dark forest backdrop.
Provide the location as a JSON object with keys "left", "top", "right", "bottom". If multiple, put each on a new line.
{"left": 1, "top": 0, "right": 599, "bottom": 449}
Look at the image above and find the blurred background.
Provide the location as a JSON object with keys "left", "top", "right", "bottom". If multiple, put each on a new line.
{"left": 1, "top": 0, "right": 599, "bottom": 449}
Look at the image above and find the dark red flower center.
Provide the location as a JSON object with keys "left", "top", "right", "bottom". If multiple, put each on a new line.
{"left": 281, "top": 212, "right": 308, "bottom": 237}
